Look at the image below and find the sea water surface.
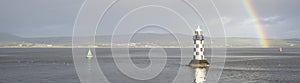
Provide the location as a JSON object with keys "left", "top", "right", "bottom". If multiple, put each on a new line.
{"left": 0, "top": 48, "right": 300, "bottom": 83}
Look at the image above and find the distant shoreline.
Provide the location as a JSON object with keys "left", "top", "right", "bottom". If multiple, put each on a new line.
{"left": 0, "top": 46, "right": 299, "bottom": 48}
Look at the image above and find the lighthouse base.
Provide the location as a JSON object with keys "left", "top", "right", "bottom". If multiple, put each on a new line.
{"left": 189, "top": 60, "right": 210, "bottom": 68}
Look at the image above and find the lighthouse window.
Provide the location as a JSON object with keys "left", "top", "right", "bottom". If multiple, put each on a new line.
{"left": 196, "top": 44, "right": 199, "bottom": 48}
{"left": 194, "top": 35, "right": 204, "bottom": 40}
{"left": 193, "top": 35, "right": 198, "bottom": 40}
{"left": 196, "top": 52, "right": 199, "bottom": 55}
{"left": 196, "top": 35, "right": 200, "bottom": 40}
{"left": 195, "top": 32, "right": 198, "bottom": 35}
{"left": 200, "top": 36, "right": 204, "bottom": 40}
{"left": 200, "top": 48, "right": 203, "bottom": 51}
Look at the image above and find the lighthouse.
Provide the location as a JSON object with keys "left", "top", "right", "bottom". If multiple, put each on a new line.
{"left": 189, "top": 26, "right": 209, "bottom": 68}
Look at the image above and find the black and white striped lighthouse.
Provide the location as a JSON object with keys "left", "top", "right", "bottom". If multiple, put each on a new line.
{"left": 189, "top": 26, "right": 209, "bottom": 68}
{"left": 193, "top": 26, "right": 205, "bottom": 60}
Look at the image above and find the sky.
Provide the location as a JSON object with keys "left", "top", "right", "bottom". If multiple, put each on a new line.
{"left": 0, "top": 0, "right": 299, "bottom": 39}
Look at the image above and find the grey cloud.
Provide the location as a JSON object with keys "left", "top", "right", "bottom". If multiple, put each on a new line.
{"left": 0, "top": 0, "right": 299, "bottom": 39}
{"left": 261, "top": 16, "right": 285, "bottom": 26}
{"left": 214, "top": 0, "right": 300, "bottom": 39}
{"left": 0, "top": 0, "right": 84, "bottom": 37}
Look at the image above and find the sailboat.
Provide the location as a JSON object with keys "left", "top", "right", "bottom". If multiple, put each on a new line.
{"left": 86, "top": 49, "right": 93, "bottom": 59}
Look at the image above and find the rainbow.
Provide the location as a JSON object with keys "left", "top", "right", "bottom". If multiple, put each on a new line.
{"left": 242, "top": 0, "right": 270, "bottom": 48}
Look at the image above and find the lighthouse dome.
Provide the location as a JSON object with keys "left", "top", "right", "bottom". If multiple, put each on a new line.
{"left": 196, "top": 26, "right": 202, "bottom": 31}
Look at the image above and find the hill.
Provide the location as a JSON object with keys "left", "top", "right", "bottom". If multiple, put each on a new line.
{"left": 0, "top": 33, "right": 299, "bottom": 48}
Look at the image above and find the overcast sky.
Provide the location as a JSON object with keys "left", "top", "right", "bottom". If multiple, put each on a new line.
{"left": 0, "top": 0, "right": 299, "bottom": 39}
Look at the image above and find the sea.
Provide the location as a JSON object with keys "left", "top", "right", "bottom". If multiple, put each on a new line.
{"left": 0, "top": 48, "right": 299, "bottom": 83}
